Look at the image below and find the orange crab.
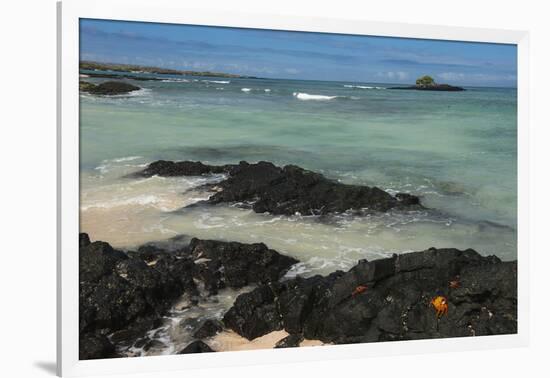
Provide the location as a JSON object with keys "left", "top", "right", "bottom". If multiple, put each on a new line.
{"left": 352, "top": 285, "right": 368, "bottom": 298}
{"left": 431, "top": 295, "right": 449, "bottom": 317}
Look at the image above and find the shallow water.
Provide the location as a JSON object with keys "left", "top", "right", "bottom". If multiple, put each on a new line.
{"left": 80, "top": 74, "right": 517, "bottom": 267}
{"left": 80, "top": 72, "right": 516, "bottom": 354}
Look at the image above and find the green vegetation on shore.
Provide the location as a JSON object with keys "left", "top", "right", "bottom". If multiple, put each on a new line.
{"left": 80, "top": 61, "right": 253, "bottom": 79}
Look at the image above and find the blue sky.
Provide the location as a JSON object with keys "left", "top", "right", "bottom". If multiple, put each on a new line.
{"left": 80, "top": 19, "right": 517, "bottom": 87}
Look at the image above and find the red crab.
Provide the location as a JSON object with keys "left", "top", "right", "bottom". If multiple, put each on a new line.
{"left": 352, "top": 285, "right": 368, "bottom": 298}
{"left": 449, "top": 280, "right": 460, "bottom": 289}
{"left": 449, "top": 275, "right": 461, "bottom": 289}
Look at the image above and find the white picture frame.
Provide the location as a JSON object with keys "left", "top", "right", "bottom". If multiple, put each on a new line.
{"left": 57, "top": 0, "right": 530, "bottom": 376}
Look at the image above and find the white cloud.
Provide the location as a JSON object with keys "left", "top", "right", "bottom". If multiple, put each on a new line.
{"left": 437, "top": 72, "right": 466, "bottom": 81}
{"left": 437, "top": 72, "right": 517, "bottom": 83}
{"left": 377, "top": 71, "right": 409, "bottom": 81}
{"left": 284, "top": 68, "right": 300, "bottom": 75}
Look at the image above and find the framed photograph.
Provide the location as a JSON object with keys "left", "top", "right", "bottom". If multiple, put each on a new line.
{"left": 57, "top": 0, "right": 529, "bottom": 376}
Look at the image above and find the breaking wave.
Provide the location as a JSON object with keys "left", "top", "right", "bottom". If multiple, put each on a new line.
{"left": 292, "top": 92, "right": 338, "bottom": 101}
{"left": 292, "top": 92, "right": 359, "bottom": 101}
{"left": 344, "top": 85, "right": 385, "bottom": 90}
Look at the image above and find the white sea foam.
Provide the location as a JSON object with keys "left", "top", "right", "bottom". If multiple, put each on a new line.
{"left": 111, "top": 88, "right": 153, "bottom": 98}
{"left": 241, "top": 88, "right": 252, "bottom": 92}
{"left": 80, "top": 194, "right": 164, "bottom": 211}
{"left": 203, "top": 80, "right": 230, "bottom": 84}
{"left": 264, "top": 88, "right": 271, "bottom": 92}
{"left": 344, "top": 85, "right": 385, "bottom": 89}
{"left": 292, "top": 92, "right": 338, "bottom": 101}
{"left": 111, "top": 156, "right": 142, "bottom": 163}
{"left": 161, "top": 78, "right": 190, "bottom": 83}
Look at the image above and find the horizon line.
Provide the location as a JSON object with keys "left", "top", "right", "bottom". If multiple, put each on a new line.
{"left": 79, "top": 59, "right": 518, "bottom": 89}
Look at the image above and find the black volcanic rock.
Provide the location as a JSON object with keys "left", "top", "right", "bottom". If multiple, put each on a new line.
{"left": 222, "top": 248, "right": 517, "bottom": 343}
{"left": 79, "top": 232, "right": 91, "bottom": 248}
{"left": 79, "top": 233, "right": 297, "bottom": 359}
{"left": 135, "top": 160, "right": 422, "bottom": 215}
{"left": 223, "top": 284, "right": 283, "bottom": 340}
{"left": 275, "top": 334, "right": 304, "bottom": 348}
{"left": 193, "top": 319, "right": 224, "bottom": 339}
{"left": 79, "top": 234, "right": 193, "bottom": 359}
{"left": 79, "top": 81, "right": 96, "bottom": 93}
{"left": 80, "top": 80, "right": 141, "bottom": 95}
{"left": 186, "top": 238, "right": 298, "bottom": 295}
{"left": 389, "top": 84, "right": 464, "bottom": 91}
{"left": 79, "top": 240, "right": 128, "bottom": 283}
{"left": 134, "top": 160, "right": 233, "bottom": 177}
{"left": 178, "top": 340, "right": 214, "bottom": 354}
{"left": 79, "top": 333, "right": 119, "bottom": 360}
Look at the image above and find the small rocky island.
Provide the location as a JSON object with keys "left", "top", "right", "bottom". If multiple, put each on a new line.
{"left": 390, "top": 75, "right": 465, "bottom": 92}
{"left": 80, "top": 80, "right": 141, "bottom": 95}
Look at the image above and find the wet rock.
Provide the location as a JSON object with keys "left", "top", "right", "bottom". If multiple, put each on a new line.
{"left": 80, "top": 234, "right": 299, "bottom": 358}
{"left": 79, "top": 232, "right": 91, "bottom": 248}
{"left": 223, "top": 248, "right": 517, "bottom": 344}
{"left": 223, "top": 284, "right": 282, "bottom": 340}
{"left": 193, "top": 319, "right": 224, "bottom": 339}
{"left": 79, "top": 239, "right": 128, "bottom": 282}
{"left": 131, "top": 244, "right": 172, "bottom": 264}
{"left": 179, "top": 316, "right": 203, "bottom": 331}
{"left": 134, "top": 160, "right": 233, "bottom": 177}
{"left": 83, "top": 273, "right": 150, "bottom": 332}
{"left": 79, "top": 81, "right": 96, "bottom": 93}
{"left": 138, "top": 234, "right": 193, "bottom": 253}
{"left": 134, "top": 160, "right": 422, "bottom": 215}
{"left": 187, "top": 238, "right": 298, "bottom": 294}
{"left": 143, "top": 339, "right": 167, "bottom": 352}
{"left": 80, "top": 80, "right": 141, "bottom": 95}
{"left": 109, "top": 317, "right": 164, "bottom": 346}
{"left": 79, "top": 333, "right": 118, "bottom": 360}
{"left": 389, "top": 84, "right": 464, "bottom": 91}
{"left": 275, "top": 334, "right": 304, "bottom": 348}
{"left": 79, "top": 237, "right": 193, "bottom": 359}
{"left": 178, "top": 340, "right": 214, "bottom": 354}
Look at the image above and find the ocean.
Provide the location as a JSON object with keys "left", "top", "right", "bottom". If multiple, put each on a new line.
{"left": 79, "top": 72, "right": 517, "bottom": 355}
{"left": 79, "top": 73, "right": 517, "bottom": 277}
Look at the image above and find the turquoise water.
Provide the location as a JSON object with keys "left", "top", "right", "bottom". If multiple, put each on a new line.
{"left": 80, "top": 73, "right": 517, "bottom": 274}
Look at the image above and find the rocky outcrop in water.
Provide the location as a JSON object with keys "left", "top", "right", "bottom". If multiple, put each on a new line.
{"left": 389, "top": 84, "right": 464, "bottom": 91}
{"left": 389, "top": 76, "right": 464, "bottom": 91}
{"left": 223, "top": 248, "right": 517, "bottom": 344}
{"left": 79, "top": 234, "right": 297, "bottom": 359}
{"left": 134, "top": 160, "right": 422, "bottom": 215}
{"left": 187, "top": 238, "right": 298, "bottom": 295}
{"left": 135, "top": 160, "right": 233, "bottom": 177}
{"left": 79, "top": 80, "right": 141, "bottom": 95}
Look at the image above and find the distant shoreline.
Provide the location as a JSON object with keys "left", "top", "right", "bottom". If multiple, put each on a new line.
{"left": 80, "top": 61, "right": 258, "bottom": 79}
{"left": 79, "top": 61, "right": 517, "bottom": 89}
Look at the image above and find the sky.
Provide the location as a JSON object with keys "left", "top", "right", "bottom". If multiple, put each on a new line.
{"left": 80, "top": 18, "right": 517, "bottom": 87}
